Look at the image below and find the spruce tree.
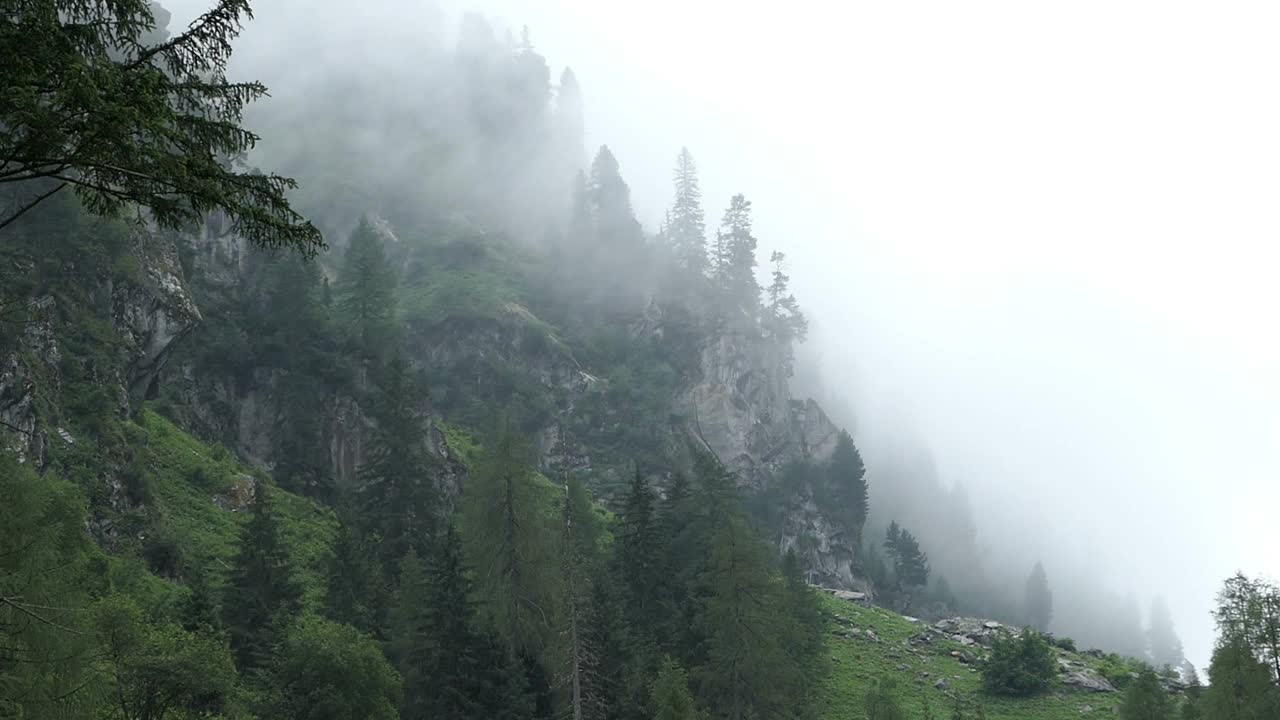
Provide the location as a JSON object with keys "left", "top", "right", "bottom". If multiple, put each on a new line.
{"left": 668, "top": 148, "right": 708, "bottom": 275}
{"left": 713, "top": 194, "right": 760, "bottom": 319}
{"left": 223, "top": 485, "right": 303, "bottom": 672}
{"left": 828, "top": 431, "right": 868, "bottom": 546}
{"left": 1147, "top": 596, "right": 1185, "bottom": 668}
{"left": 764, "top": 250, "right": 808, "bottom": 372}
{"left": 336, "top": 217, "right": 397, "bottom": 359}
{"left": 884, "top": 522, "right": 930, "bottom": 611}
{"left": 651, "top": 658, "right": 701, "bottom": 720}
{"left": 323, "top": 518, "right": 386, "bottom": 636}
{"left": 0, "top": 0, "right": 321, "bottom": 250}
{"left": 358, "top": 356, "right": 438, "bottom": 571}
{"left": 1120, "top": 667, "right": 1173, "bottom": 720}
{"left": 1024, "top": 561, "right": 1053, "bottom": 632}
{"left": 398, "top": 525, "right": 532, "bottom": 720}
{"left": 617, "top": 468, "right": 664, "bottom": 643}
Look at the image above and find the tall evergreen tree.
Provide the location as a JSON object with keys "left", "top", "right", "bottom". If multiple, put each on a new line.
{"left": 883, "top": 522, "right": 930, "bottom": 610}
{"left": 561, "top": 477, "right": 607, "bottom": 720}
{"left": 323, "top": 517, "right": 386, "bottom": 636}
{"left": 696, "top": 514, "right": 798, "bottom": 720}
{"left": 398, "top": 525, "right": 532, "bottom": 720}
{"left": 827, "top": 431, "right": 868, "bottom": 546}
{"left": 336, "top": 217, "right": 397, "bottom": 358}
{"left": 461, "top": 426, "right": 561, "bottom": 656}
{"left": 713, "top": 194, "right": 760, "bottom": 318}
{"left": 223, "top": 486, "right": 303, "bottom": 672}
{"left": 588, "top": 146, "right": 643, "bottom": 245}
{"left": 1147, "top": 596, "right": 1185, "bottom": 668}
{"left": 764, "top": 251, "right": 807, "bottom": 343}
{"left": 668, "top": 148, "right": 708, "bottom": 274}
{"left": 617, "top": 468, "right": 665, "bottom": 643}
{"left": 1024, "top": 561, "right": 1053, "bottom": 632}
{"left": 358, "top": 356, "right": 438, "bottom": 571}
{"left": 651, "top": 659, "right": 701, "bottom": 720}
{"left": 0, "top": 0, "right": 321, "bottom": 250}
{"left": 1120, "top": 667, "right": 1174, "bottom": 720}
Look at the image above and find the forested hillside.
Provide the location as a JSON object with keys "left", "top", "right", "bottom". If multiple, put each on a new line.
{"left": 2, "top": 2, "right": 1277, "bottom": 720}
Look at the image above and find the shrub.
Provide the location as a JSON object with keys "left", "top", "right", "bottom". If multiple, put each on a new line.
{"left": 865, "top": 677, "right": 906, "bottom": 720}
{"left": 1053, "top": 636, "right": 1077, "bottom": 652}
{"left": 981, "top": 629, "right": 1058, "bottom": 697}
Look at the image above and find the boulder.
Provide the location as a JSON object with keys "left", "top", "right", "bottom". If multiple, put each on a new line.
{"left": 1063, "top": 671, "right": 1116, "bottom": 693}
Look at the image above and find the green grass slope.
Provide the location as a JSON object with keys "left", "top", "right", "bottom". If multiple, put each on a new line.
{"left": 97, "top": 410, "right": 337, "bottom": 611}
{"left": 818, "top": 593, "right": 1142, "bottom": 719}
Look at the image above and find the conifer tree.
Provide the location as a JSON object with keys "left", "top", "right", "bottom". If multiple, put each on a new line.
{"left": 398, "top": 525, "right": 532, "bottom": 720}
{"left": 1147, "top": 596, "right": 1185, "bottom": 668}
{"left": 561, "top": 477, "right": 607, "bottom": 720}
{"left": 713, "top": 194, "right": 760, "bottom": 319}
{"left": 461, "top": 426, "right": 561, "bottom": 655}
{"left": 0, "top": 0, "right": 322, "bottom": 250}
{"left": 668, "top": 148, "right": 708, "bottom": 274}
{"left": 358, "top": 356, "right": 438, "bottom": 571}
{"left": 336, "top": 217, "right": 397, "bottom": 358}
{"left": 618, "top": 468, "right": 665, "bottom": 643}
{"left": 884, "top": 522, "right": 930, "bottom": 611}
{"left": 588, "top": 146, "right": 643, "bottom": 245}
{"left": 223, "top": 485, "right": 303, "bottom": 672}
{"left": 697, "top": 514, "right": 797, "bottom": 720}
{"left": 324, "top": 518, "right": 386, "bottom": 636}
{"left": 651, "top": 658, "right": 701, "bottom": 720}
{"left": 180, "top": 570, "right": 223, "bottom": 637}
{"left": 828, "top": 431, "right": 868, "bottom": 545}
{"left": 764, "top": 251, "right": 808, "bottom": 348}
{"left": 1024, "top": 561, "right": 1053, "bottom": 632}
{"left": 1120, "top": 667, "right": 1173, "bottom": 720}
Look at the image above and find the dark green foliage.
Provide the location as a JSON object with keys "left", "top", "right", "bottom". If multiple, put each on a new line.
{"left": 1024, "top": 561, "right": 1052, "bottom": 632}
{"left": 651, "top": 658, "right": 701, "bottom": 720}
{"left": 358, "top": 356, "right": 439, "bottom": 570}
{"left": 267, "top": 615, "right": 400, "bottom": 720}
{"left": 0, "top": 457, "right": 102, "bottom": 716}
{"left": 981, "top": 630, "right": 1058, "bottom": 697}
{"left": 883, "top": 521, "right": 930, "bottom": 611}
{"left": 865, "top": 677, "right": 906, "bottom": 720}
{"left": 95, "top": 595, "right": 237, "bottom": 720}
{"left": 0, "top": 0, "right": 321, "bottom": 249}
{"left": 827, "top": 431, "right": 868, "bottom": 544}
{"left": 617, "top": 468, "right": 665, "bottom": 646}
{"left": 397, "top": 524, "right": 531, "bottom": 720}
{"left": 180, "top": 570, "right": 223, "bottom": 636}
{"left": 223, "top": 485, "right": 304, "bottom": 671}
{"left": 336, "top": 218, "right": 398, "bottom": 357}
{"left": 1202, "top": 634, "right": 1280, "bottom": 720}
{"left": 1053, "top": 636, "right": 1077, "bottom": 652}
{"left": 1119, "top": 667, "right": 1173, "bottom": 720}
{"left": 696, "top": 513, "right": 796, "bottom": 720}
{"left": 461, "top": 427, "right": 561, "bottom": 655}
{"left": 561, "top": 477, "right": 609, "bottom": 720}
{"left": 323, "top": 519, "right": 386, "bottom": 636}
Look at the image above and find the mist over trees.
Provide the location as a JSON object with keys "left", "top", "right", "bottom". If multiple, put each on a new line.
{"left": 1, "top": 2, "right": 1272, "bottom": 719}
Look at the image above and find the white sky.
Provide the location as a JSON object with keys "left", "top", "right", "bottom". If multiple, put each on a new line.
{"left": 167, "top": 0, "right": 1280, "bottom": 668}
